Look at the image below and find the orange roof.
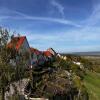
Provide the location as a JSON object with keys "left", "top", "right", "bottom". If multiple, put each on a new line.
{"left": 43, "top": 51, "right": 53, "bottom": 57}
{"left": 7, "top": 36, "right": 26, "bottom": 50}
{"left": 30, "top": 47, "right": 41, "bottom": 55}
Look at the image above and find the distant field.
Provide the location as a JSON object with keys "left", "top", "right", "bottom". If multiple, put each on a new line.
{"left": 73, "top": 51, "right": 100, "bottom": 56}
{"left": 84, "top": 71, "right": 100, "bottom": 100}
{"left": 80, "top": 56, "right": 100, "bottom": 100}
{"left": 82, "top": 56, "right": 100, "bottom": 60}
{"left": 62, "top": 51, "right": 100, "bottom": 56}
{"left": 80, "top": 56, "right": 100, "bottom": 73}
{"left": 82, "top": 56, "right": 100, "bottom": 65}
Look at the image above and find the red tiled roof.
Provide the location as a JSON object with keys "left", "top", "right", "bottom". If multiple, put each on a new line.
{"left": 7, "top": 36, "right": 26, "bottom": 50}
{"left": 43, "top": 51, "right": 53, "bottom": 57}
{"left": 30, "top": 47, "right": 41, "bottom": 55}
{"left": 47, "top": 48, "right": 56, "bottom": 55}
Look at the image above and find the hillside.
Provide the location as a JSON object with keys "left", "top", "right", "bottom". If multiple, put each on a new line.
{"left": 23, "top": 54, "right": 92, "bottom": 100}
{"left": 84, "top": 71, "right": 100, "bottom": 100}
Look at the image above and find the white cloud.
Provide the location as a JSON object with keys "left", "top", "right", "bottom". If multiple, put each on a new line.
{"left": 62, "top": 45, "right": 100, "bottom": 53}
{"left": 63, "top": 2, "right": 100, "bottom": 43}
{"left": 0, "top": 7, "right": 26, "bottom": 17}
{"left": 51, "top": 0, "right": 65, "bottom": 18}
{"left": 23, "top": 16, "right": 81, "bottom": 27}
{"left": 0, "top": 7, "right": 81, "bottom": 27}
{"left": 1, "top": 3, "right": 100, "bottom": 52}
{"left": 80, "top": 1, "right": 100, "bottom": 27}
{"left": 15, "top": 1, "right": 100, "bottom": 52}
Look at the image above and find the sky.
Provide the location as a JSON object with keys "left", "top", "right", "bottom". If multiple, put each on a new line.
{"left": 0, "top": 0, "right": 100, "bottom": 53}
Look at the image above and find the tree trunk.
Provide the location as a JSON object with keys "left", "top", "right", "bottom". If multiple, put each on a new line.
{"left": 1, "top": 87, "right": 5, "bottom": 100}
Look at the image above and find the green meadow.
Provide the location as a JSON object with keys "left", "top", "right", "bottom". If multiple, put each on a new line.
{"left": 84, "top": 71, "right": 100, "bottom": 100}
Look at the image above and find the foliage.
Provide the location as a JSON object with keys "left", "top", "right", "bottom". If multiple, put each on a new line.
{"left": 84, "top": 71, "right": 100, "bottom": 100}
{"left": 0, "top": 28, "right": 13, "bottom": 100}
{"left": 83, "top": 56, "right": 100, "bottom": 73}
{"left": 80, "top": 58, "right": 93, "bottom": 70}
{"left": 0, "top": 27, "right": 29, "bottom": 100}
{"left": 59, "top": 59, "right": 70, "bottom": 69}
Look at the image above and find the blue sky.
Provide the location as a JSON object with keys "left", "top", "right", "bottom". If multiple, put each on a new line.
{"left": 0, "top": 0, "right": 100, "bottom": 52}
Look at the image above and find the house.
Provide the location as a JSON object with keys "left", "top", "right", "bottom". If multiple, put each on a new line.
{"left": 7, "top": 36, "right": 31, "bottom": 67}
{"left": 63, "top": 56, "right": 67, "bottom": 60}
{"left": 57, "top": 54, "right": 67, "bottom": 61}
{"left": 73, "top": 62, "right": 81, "bottom": 66}
{"left": 7, "top": 36, "right": 30, "bottom": 54}
{"left": 38, "top": 51, "right": 46, "bottom": 66}
{"left": 30, "top": 47, "right": 41, "bottom": 67}
{"left": 47, "top": 48, "right": 57, "bottom": 56}
{"left": 30, "top": 48, "right": 55, "bottom": 68}
{"left": 57, "top": 53, "right": 61, "bottom": 57}
{"left": 7, "top": 35, "right": 57, "bottom": 68}
{"left": 43, "top": 51, "right": 53, "bottom": 61}
{"left": 30, "top": 47, "right": 45, "bottom": 67}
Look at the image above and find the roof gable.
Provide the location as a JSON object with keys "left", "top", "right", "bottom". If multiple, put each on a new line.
{"left": 47, "top": 48, "right": 56, "bottom": 55}
{"left": 30, "top": 47, "right": 41, "bottom": 55}
{"left": 43, "top": 51, "right": 53, "bottom": 57}
{"left": 7, "top": 36, "right": 26, "bottom": 50}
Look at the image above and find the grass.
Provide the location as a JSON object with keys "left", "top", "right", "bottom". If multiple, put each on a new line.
{"left": 84, "top": 71, "right": 100, "bottom": 100}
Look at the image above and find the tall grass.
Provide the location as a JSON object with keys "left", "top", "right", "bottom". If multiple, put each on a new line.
{"left": 84, "top": 71, "right": 100, "bottom": 100}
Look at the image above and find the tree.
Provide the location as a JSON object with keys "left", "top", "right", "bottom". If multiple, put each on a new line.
{"left": 0, "top": 27, "right": 13, "bottom": 100}
{"left": 0, "top": 27, "right": 29, "bottom": 99}
{"left": 0, "top": 27, "right": 9, "bottom": 47}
